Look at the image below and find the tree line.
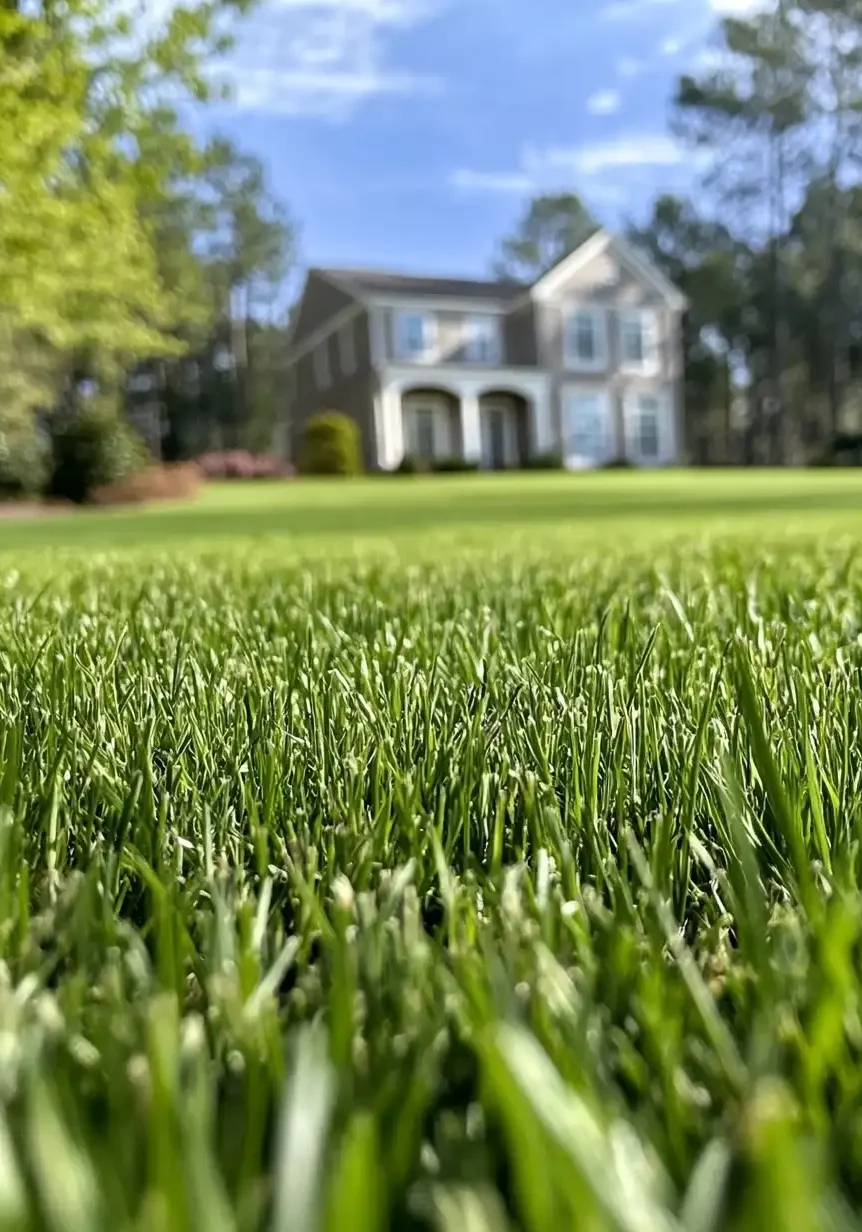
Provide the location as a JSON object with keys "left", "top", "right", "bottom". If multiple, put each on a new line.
{"left": 0, "top": 0, "right": 297, "bottom": 468}
{"left": 495, "top": 0, "right": 862, "bottom": 466}
{"left": 5, "top": 0, "right": 861, "bottom": 469}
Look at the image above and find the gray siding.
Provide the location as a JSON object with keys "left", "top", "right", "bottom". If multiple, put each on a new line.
{"left": 291, "top": 311, "right": 380, "bottom": 471}
{"left": 291, "top": 272, "right": 356, "bottom": 351}
{"left": 503, "top": 302, "right": 539, "bottom": 366}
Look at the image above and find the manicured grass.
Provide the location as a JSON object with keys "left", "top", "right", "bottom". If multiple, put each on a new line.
{"left": 2, "top": 475, "right": 862, "bottom": 1227}
{"left": 2, "top": 468, "right": 862, "bottom": 556}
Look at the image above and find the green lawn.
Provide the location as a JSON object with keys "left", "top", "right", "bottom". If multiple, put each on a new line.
{"left": 4, "top": 471, "right": 862, "bottom": 1227}
{"left": 3, "top": 468, "right": 862, "bottom": 557}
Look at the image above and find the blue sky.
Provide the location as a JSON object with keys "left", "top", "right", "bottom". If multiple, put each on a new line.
{"left": 200, "top": 0, "right": 759, "bottom": 278}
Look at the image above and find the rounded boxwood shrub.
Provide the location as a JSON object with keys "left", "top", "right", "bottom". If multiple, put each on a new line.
{"left": 302, "top": 412, "right": 362, "bottom": 476}
{"left": 50, "top": 401, "right": 150, "bottom": 504}
{"left": 0, "top": 418, "right": 51, "bottom": 500}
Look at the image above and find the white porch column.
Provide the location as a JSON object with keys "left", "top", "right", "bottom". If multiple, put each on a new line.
{"left": 379, "top": 381, "right": 404, "bottom": 469}
{"left": 460, "top": 391, "right": 482, "bottom": 464}
{"left": 530, "top": 382, "right": 555, "bottom": 455}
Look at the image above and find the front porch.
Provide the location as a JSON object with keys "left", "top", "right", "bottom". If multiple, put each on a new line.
{"left": 375, "top": 368, "right": 554, "bottom": 471}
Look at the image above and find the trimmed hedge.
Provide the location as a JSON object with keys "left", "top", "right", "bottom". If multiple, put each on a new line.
{"left": 302, "top": 412, "right": 362, "bottom": 476}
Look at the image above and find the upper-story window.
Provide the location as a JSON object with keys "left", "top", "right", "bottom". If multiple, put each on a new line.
{"left": 338, "top": 321, "right": 356, "bottom": 375}
{"left": 313, "top": 340, "right": 331, "bottom": 389}
{"left": 465, "top": 315, "right": 501, "bottom": 364}
{"left": 619, "top": 310, "right": 659, "bottom": 373}
{"left": 395, "top": 311, "right": 435, "bottom": 361}
{"left": 563, "top": 306, "right": 607, "bottom": 371}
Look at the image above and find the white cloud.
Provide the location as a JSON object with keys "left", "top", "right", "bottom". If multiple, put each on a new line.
{"left": 218, "top": 0, "right": 441, "bottom": 118}
{"left": 231, "top": 66, "right": 441, "bottom": 116}
{"left": 451, "top": 134, "right": 697, "bottom": 203}
{"left": 661, "top": 35, "right": 683, "bottom": 55}
{"left": 449, "top": 168, "right": 532, "bottom": 195}
{"left": 539, "top": 135, "right": 687, "bottom": 175}
{"left": 600, "top": 0, "right": 681, "bottom": 20}
{"left": 587, "top": 88, "right": 622, "bottom": 115}
{"left": 709, "top": 0, "right": 764, "bottom": 11}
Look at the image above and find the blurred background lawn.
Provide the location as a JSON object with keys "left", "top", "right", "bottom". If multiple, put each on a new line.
{"left": 3, "top": 471, "right": 862, "bottom": 558}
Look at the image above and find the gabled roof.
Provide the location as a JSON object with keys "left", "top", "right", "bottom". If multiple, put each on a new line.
{"left": 314, "top": 266, "right": 525, "bottom": 304}
{"left": 529, "top": 227, "right": 689, "bottom": 311}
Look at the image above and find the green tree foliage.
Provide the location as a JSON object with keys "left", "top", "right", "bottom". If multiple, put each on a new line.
{"left": 656, "top": 0, "right": 862, "bottom": 463}
{"left": 493, "top": 193, "right": 599, "bottom": 283}
{"left": 0, "top": 0, "right": 260, "bottom": 429}
{"left": 50, "top": 399, "right": 150, "bottom": 504}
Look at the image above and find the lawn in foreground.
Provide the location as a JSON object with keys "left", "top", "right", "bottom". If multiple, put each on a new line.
{"left": 1, "top": 490, "right": 862, "bottom": 1228}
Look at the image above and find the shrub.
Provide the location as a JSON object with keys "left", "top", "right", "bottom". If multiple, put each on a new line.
{"left": 0, "top": 419, "right": 51, "bottom": 500}
{"left": 522, "top": 451, "right": 563, "bottom": 471}
{"left": 602, "top": 456, "right": 637, "bottom": 470}
{"left": 89, "top": 462, "right": 203, "bottom": 506}
{"left": 432, "top": 456, "right": 480, "bottom": 474}
{"left": 50, "top": 403, "right": 150, "bottom": 504}
{"left": 195, "top": 451, "right": 295, "bottom": 481}
{"left": 393, "top": 454, "right": 426, "bottom": 476}
{"left": 302, "top": 412, "right": 362, "bottom": 476}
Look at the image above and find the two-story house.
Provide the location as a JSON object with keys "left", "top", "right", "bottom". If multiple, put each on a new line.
{"left": 286, "top": 227, "right": 688, "bottom": 471}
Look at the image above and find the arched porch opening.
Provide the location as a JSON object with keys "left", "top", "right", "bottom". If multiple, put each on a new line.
{"left": 401, "top": 387, "right": 462, "bottom": 465}
{"left": 478, "top": 390, "right": 531, "bottom": 470}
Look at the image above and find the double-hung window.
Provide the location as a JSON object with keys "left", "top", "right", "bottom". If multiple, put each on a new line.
{"left": 627, "top": 392, "right": 665, "bottom": 464}
{"left": 563, "top": 306, "right": 607, "bottom": 372}
{"left": 465, "top": 315, "right": 501, "bottom": 363}
{"left": 619, "top": 310, "right": 659, "bottom": 374}
{"left": 396, "top": 311, "right": 435, "bottom": 361}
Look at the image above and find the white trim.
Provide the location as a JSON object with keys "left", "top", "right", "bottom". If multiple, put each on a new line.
{"left": 562, "top": 304, "right": 609, "bottom": 374}
{"left": 380, "top": 363, "right": 550, "bottom": 399}
{"left": 367, "top": 294, "right": 509, "bottom": 316}
{"left": 288, "top": 302, "right": 363, "bottom": 366}
{"left": 530, "top": 228, "right": 688, "bottom": 312}
{"left": 376, "top": 364, "right": 553, "bottom": 470}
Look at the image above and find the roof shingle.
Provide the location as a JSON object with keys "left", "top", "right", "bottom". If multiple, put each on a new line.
{"left": 314, "top": 267, "right": 525, "bottom": 304}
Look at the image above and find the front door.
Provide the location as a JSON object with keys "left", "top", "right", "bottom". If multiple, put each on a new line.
{"left": 488, "top": 408, "right": 507, "bottom": 470}
{"left": 410, "top": 406, "right": 437, "bottom": 463}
